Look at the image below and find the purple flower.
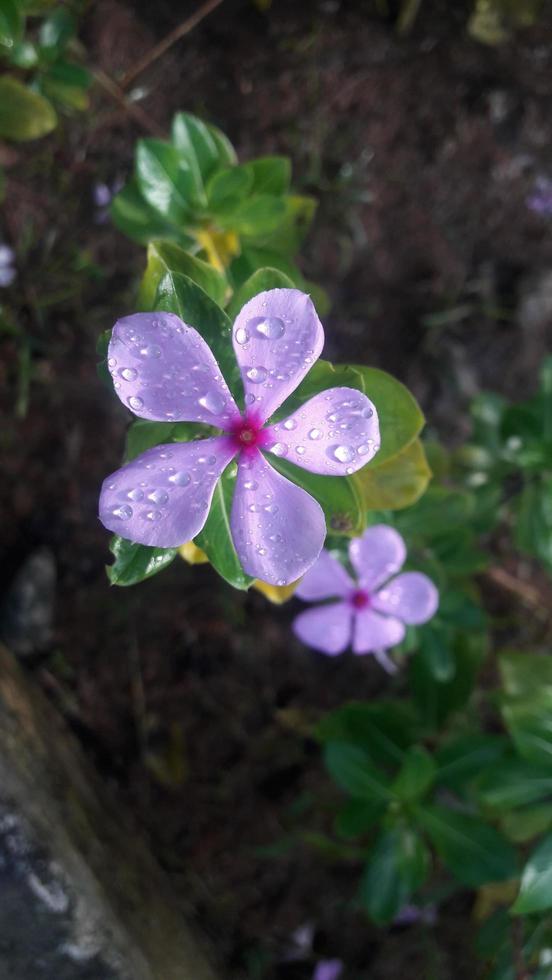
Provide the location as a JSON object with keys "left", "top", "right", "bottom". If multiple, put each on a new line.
{"left": 313, "top": 960, "right": 343, "bottom": 980}
{"left": 0, "top": 244, "right": 16, "bottom": 287}
{"left": 99, "top": 289, "right": 380, "bottom": 585}
{"left": 292, "top": 525, "right": 438, "bottom": 663}
{"left": 526, "top": 176, "right": 552, "bottom": 217}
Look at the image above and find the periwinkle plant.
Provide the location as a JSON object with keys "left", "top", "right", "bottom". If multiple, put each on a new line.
{"left": 99, "top": 288, "right": 380, "bottom": 585}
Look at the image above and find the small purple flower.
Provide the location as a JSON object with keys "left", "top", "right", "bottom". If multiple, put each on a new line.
{"left": 93, "top": 178, "right": 124, "bottom": 223}
{"left": 313, "top": 960, "right": 343, "bottom": 980}
{"left": 0, "top": 244, "right": 16, "bottom": 287}
{"left": 292, "top": 525, "right": 438, "bottom": 664}
{"left": 526, "top": 176, "right": 552, "bottom": 217}
{"left": 99, "top": 289, "right": 380, "bottom": 585}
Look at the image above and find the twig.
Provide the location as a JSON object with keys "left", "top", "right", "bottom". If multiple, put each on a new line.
{"left": 118, "top": 0, "right": 225, "bottom": 91}
{"left": 92, "top": 68, "right": 166, "bottom": 138}
{"left": 485, "top": 566, "right": 543, "bottom": 609}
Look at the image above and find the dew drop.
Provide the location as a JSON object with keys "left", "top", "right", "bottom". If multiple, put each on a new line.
{"left": 243, "top": 480, "right": 258, "bottom": 490}
{"left": 269, "top": 533, "right": 283, "bottom": 543}
{"left": 119, "top": 367, "right": 138, "bottom": 382}
{"left": 248, "top": 503, "right": 261, "bottom": 513}
{"left": 295, "top": 446, "right": 306, "bottom": 455}
{"left": 169, "top": 471, "right": 191, "bottom": 487}
{"left": 147, "top": 489, "right": 168, "bottom": 505}
{"left": 283, "top": 418, "right": 297, "bottom": 431}
{"left": 235, "top": 326, "right": 249, "bottom": 345}
{"left": 139, "top": 344, "right": 162, "bottom": 359}
{"left": 247, "top": 315, "right": 285, "bottom": 340}
{"left": 308, "top": 428, "right": 322, "bottom": 440}
{"left": 270, "top": 442, "right": 288, "bottom": 457}
{"left": 328, "top": 445, "right": 355, "bottom": 463}
{"left": 264, "top": 504, "right": 279, "bottom": 514}
{"left": 244, "top": 393, "right": 256, "bottom": 405}
{"left": 108, "top": 357, "right": 117, "bottom": 369}
{"left": 199, "top": 391, "right": 226, "bottom": 415}
{"left": 145, "top": 510, "right": 162, "bottom": 522}
{"left": 128, "top": 395, "right": 144, "bottom": 411}
{"left": 112, "top": 504, "right": 132, "bottom": 521}
{"left": 256, "top": 547, "right": 267, "bottom": 556}
{"left": 246, "top": 366, "right": 268, "bottom": 384}
{"left": 127, "top": 488, "right": 144, "bottom": 501}
{"left": 358, "top": 441, "right": 375, "bottom": 456}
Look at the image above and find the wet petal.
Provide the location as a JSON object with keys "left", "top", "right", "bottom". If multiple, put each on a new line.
{"left": 349, "top": 525, "right": 406, "bottom": 590}
{"left": 232, "top": 288, "right": 324, "bottom": 424}
{"left": 372, "top": 572, "right": 439, "bottom": 625}
{"left": 352, "top": 609, "right": 405, "bottom": 655}
{"left": 108, "top": 312, "right": 240, "bottom": 427}
{"left": 230, "top": 449, "right": 326, "bottom": 585}
{"left": 295, "top": 549, "right": 354, "bottom": 601}
{"left": 99, "top": 437, "right": 236, "bottom": 548}
{"left": 265, "top": 387, "right": 380, "bottom": 474}
{"left": 293, "top": 602, "right": 353, "bottom": 656}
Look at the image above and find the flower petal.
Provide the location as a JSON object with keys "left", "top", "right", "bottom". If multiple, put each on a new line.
{"left": 293, "top": 602, "right": 353, "bottom": 655}
{"left": 108, "top": 312, "right": 240, "bottom": 426}
{"left": 265, "top": 387, "right": 380, "bottom": 474}
{"left": 230, "top": 449, "right": 326, "bottom": 585}
{"left": 352, "top": 609, "right": 405, "bottom": 655}
{"left": 231, "top": 288, "right": 324, "bottom": 424}
{"left": 349, "top": 525, "right": 406, "bottom": 590}
{"left": 99, "top": 437, "right": 236, "bottom": 547}
{"left": 295, "top": 549, "right": 354, "bottom": 601}
{"left": 372, "top": 572, "right": 439, "bottom": 625}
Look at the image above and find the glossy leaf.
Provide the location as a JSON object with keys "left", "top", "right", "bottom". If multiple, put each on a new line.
{"left": 258, "top": 194, "right": 317, "bottom": 255}
{"left": 360, "top": 827, "right": 430, "bottom": 925}
{"left": 107, "top": 535, "right": 177, "bottom": 586}
{"left": 269, "top": 453, "right": 365, "bottom": 537}
{"left": 111, "top": 178, "right": 187, "bottom": 246}
{"left": 512, "top": 834, "right": 552, "bottom": 915}
{"left": 244, "top": 156, "right": 291, "bottom": 196}
{"left": 38, "top": 7, "right": 74, "bottom": 52}
{"left": 418, "top": 624, "right": 455, "bottom": 682}
{"left": 392, "top": 746, "right": 436, "bottom": 803}
{"left": 435, "top": 734, "right": 507, "bottom": 791}
{"left": 207, "top": 164, "right": 253, "bottom": 212}
{"left": 357, "top": 437, "right": 431, "bottom": 510}
{"left": 194, "top": 462, "right": 254, "bottom": 590}
{"left": 417, "top": 805, "right": 517, "bottom": 887}
{"left": 501, "top": 803, "right": 552, "bottom": 844}
{"left": 317, "top": 700, "right": 417, "bottom": 770}
{"left": 138, "top": 240, "right": 228, "bottom": 310}
{"left": 226, "top": 194, "right": 286, "bottom": 238}
{"left": 0, "top": 77, "right": 57, "bottom": 140}
{"left": 324, "top": 742, "right": 392, "bottom": 804}
{"left": 478, "top": 758, "right": 552, "bottom": 810}
{"left": 0, "top": 0, "right": 22, "bottom": 49}
{"left": 409, "top": 631, "right": 486, "bottom": 730}
{"left": 171, "top": 112, "right": 228, "bottom": 203}
{"left": 136, "top": 139, "right": 195, "bottom": 222}
{"left": 226, "top": 266, "right": 294, "bottom": 320}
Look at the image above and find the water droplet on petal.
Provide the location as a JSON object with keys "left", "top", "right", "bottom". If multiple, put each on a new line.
{"left": 328, "top": 445, "right": 355, "bottom": 463}
{"left": 295, "top": 446, "right": 306, "bottom": 455}
{"left": 270, "top": 442, "right": 288, "bottom": 457}
{"left": 235, "top": 326, "right": 249, "bottom": 345}
{"left": 147, "top": 489, "right": 168, "bottom": 505}
{"left": 199, "top": 391, "right": 226, "bottom": 415}
{"left": 247, "top": 316, "right": 285, "bottom": 340}
{"left": 169, "top": 471, "right": 191, "bottom": 487}
{"left": 128, "top": 395, "right": 144, "bottom": 411}
{"left": 108, "top": 357, "right": 117, "bottom": 369}
{"left": 145, "top": 510, "right": 162, "bottom": 522}
{"left": 112, "top": 504, "right": 132, "bottom": 520}
{"left": 120, "top": 367, "right": 138, "bottom": 382}
{"left": 243, "top": 480, "right": 258, "bottom": 490}
{"left": 358, "top": 441, "right": 375, "bottom": 456}
{"left": 244, "top": 393, "right": 256, "bottom": 405}
{"left": 283, "top": 418, "right": 297, "bottom": 431}
{"left": 246, "top": 366, "right": 268, "bottom": 384}
{"left": 127, "top": 488, "right": 144, "bottom": 501}
{"left": 248, "top": 503, "right": 261, "bottom": 513}
{"left": 139, "top": 344, "right": 162, "bottom": 359}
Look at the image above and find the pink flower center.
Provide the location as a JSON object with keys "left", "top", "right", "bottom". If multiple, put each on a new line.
{"left": 350, "top": 589, "right": 370, "bottom": 610}
{"left": 228, "top": 414, "right": 270, "bottom": 454}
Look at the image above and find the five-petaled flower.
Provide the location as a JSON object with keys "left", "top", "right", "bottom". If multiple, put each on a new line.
{"left": 99, "top": 289, "right": 380, "bottom": 585}
{"left": 292, "top": 525, "right": 438, "bottom": 667}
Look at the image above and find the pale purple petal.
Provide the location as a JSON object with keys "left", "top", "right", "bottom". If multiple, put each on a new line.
{"left": 108, "top": 312, "right": 240, "bottom": 427}
{"left": 265, "top": 387, "right": 380, "bottom": 474}
{"left": 372, "top": 572, "right": 439, "bottom": 625}
{"left": 352, "top": 608, "right": 405, "bottom": 655}
{"left": 99, "top": 437, "right": 236, "bottom": 547}
{"left": 230, "top": 449, "right": 326, "bottom": 585}
{"left": 295, "top": 549, "right": 354, "bottom": 601}
{"left": 232, "top": 289, "right": 324, "bottom": 424}
{"left": 293, "top": 603, "right": 353, "bottom": 655}
{"left": 349, "top": 525, "right": 406, "bottom": 590}
{"left": 313, "top": 961, "right": 343, "bottom": 980}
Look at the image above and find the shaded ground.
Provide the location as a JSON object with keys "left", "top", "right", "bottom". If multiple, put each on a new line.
{"left": 2, "top": 0, "right": 552, "bottom": 976}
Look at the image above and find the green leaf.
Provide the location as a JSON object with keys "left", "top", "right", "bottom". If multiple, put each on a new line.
{"left": 515, "top": 478, "right": 552, "bottom": 571}
{"left": 512, "top": 834, "right": 552, "bottom": 915}
{"left": 360, "top": 827, "right": 430, "bottom": 924}
{"left": 0, "top": 0, "right": 22, "bottom": 49}
{"left": 107, "top": 535, "right": 177, "bottom": 586}
{"left": 38, "top": 7, "right": 74, "bottom": 53}
{"left": 478, "top": 758, "right": 552, "bottom": 810}
{"left": 111, "top": 178, "right": 187, "bottom": 246}
{"left": 418, "top": 624, "right": 456, "bottom": 682}
{"left": 317, "top": 700, "right": 417, "bottom": 770}
{"left": 257, "top": 194, "right": 317, "bottom": 255}
{"left": 138, "top": 240, "right": 228, "bottom": 310}
{"left": 500, "top": 651, "right": 552, "bottom": 699}
{"left": 207, "top": 164, "right": 253, "bottom": 212}
{"left": 41, "top": 60, "right": 91, "bottom": 110}
{"left": 324, "top": 742, "right": 392, "bottom": 804}
{"left": 358, "top": 437, "right": 431, "bottom": 510}
{"left": 416, "top": 805, "right": 517, "bottom": 887}
{"left": 123, "top": 419, "right": 205, "bottom": 462}
{"left": 501, "top": 803, "right": 552, "bottom": 844}
{"left": 171, "top": 112, "right": 228, "bottom": 204}
{"left": 409, "top": 631, "right": 486, "bottom": 730}
{"left": 269, "top": 453, "right": 365, "bottom": 536}
{"left": 153, "top": 271, "right": 240, "bottom": 400}
{"left": 435, "top": 734, "right": 507, "bottom": 791}
{"left": 392, "top": 746, "right": 436, "bottom": 803}
{"left": 244, "top": 156, "right": 291, "bottom": 196}
{"left": 136, "top": 139, "right": 195, "bottom": 222}
{"left": 9, "top": 39, "right": 38, "bottom": 67}
{"left": 499, "top": 652, "right": 552, "bottom": 766}
{"left": 0, "top": 76, "right": 57, "bottom": 140}
{"left": 194, "top": 462, "right": 253, "bottom": 590}
{"left": 335, "top": 798, "right": 386, "bottom": 838}
{"left": 226, "top": 266, "right": 294, "bottom": 320}
{"left": 227, "top": 194, "right": 286, "bottom": 238}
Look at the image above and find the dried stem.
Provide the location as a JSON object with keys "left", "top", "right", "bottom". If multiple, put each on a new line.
{"left": 118, "top": 0, "right": 225, "bottom": 92}
{"left": 92, "top": 68, "right": 166, "bottom": 138}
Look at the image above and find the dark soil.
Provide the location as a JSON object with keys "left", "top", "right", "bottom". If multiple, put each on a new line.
{"left": 2, "top": 0, "right": 552, "bottom": 976}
